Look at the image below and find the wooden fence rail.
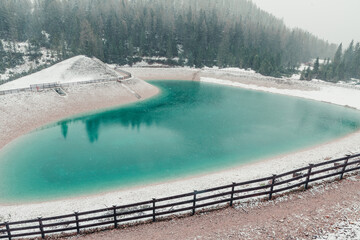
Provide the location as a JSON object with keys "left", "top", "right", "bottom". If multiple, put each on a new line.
{"left": 1, "top": 153, "right": 359, "bottom": 240}
{"left": 0, "top": 72, "right": 132, "bottom": 96}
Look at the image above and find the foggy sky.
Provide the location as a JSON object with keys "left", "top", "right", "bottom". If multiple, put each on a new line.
{"left": 251, "top": 0, "right": 360, "bottom": 46}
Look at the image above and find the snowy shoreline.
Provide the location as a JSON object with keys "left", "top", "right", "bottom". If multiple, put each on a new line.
{"left": 1, "top": 67, "right": 360, "bottom": 221}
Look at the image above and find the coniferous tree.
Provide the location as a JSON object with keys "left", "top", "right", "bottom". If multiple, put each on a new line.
{"left": 301, "top": 42, "right": 360, "bottom": 82}
{"left": 0, "top": 0, "right": 338, "bottom": 78}
{"left": 313, "top": 57, "right": 320, "bottom": 78}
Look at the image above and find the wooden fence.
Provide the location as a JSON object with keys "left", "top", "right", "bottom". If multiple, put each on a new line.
{"left": 0, "top": 153, "right": 359, "bottom": 240}
{"left": 0, "top": 73, "right": 132, "bottom": 96}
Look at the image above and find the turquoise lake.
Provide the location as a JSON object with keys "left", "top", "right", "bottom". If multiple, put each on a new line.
{"left": 1, "top": 80, "right": 360, "bottom": 203}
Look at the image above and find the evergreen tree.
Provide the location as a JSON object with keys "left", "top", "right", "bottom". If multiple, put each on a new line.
{"left": 0, "top": 40, "right": 6, "bottom": 72}
{"left": 0, "top": 0, "right": 338, "bottom": 78}
{"left": 313, "top": 57, "right": 320, "bottom": 78}
{"left": 333, "top": 43, "right": 343, "bottom": 66}
{"left": 301, "top": 42, "right": 360, "bottom": 82}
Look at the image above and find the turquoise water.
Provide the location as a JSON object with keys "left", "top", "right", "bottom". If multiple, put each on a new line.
{"left": 1, "top": 80, "right": 360, "bottom": 203}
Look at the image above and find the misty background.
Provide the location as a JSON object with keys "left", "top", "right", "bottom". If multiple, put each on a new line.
{"left": 251, "top": 0, "right": 360, "bottom": 46}
{"left": 0, "top": 0, "right": 359, "bottom": 83}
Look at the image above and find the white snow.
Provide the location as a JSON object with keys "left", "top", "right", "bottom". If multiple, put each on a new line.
{"left": 298, "top": 63, "right": 311, "bottom": 71}
{"left": 200, "top": 77, "right": 360, "bottom": 110}
{"left": 319, "top": 220, "right": 360, "bottom": 240}
{"left": 124, "top": 60, "right": 169, "bottom": 68}
{"left": 41, "top": 30, "right": 50, "bottom": 41}
{"left": 0, "top": 55, "right": 120, "bottom": 91}
{"left": 291, "top": 73, "right": 301, "bottom": 80}
{"left": 217, "top": 67, "right": 256, "bottom": 74}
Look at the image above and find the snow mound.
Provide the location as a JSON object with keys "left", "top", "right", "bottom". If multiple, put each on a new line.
{"left": 0, "top": 55, "right": 120, "bottom": 91}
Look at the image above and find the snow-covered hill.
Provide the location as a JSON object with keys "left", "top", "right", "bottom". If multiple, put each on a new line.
{"left": 0, "top": 55, "right": 121, "bottom": 91}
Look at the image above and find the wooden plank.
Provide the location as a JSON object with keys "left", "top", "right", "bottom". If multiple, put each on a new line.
{"left": 77, "top": 220, "right": 114, "bottom": 230}
{"left": 43, "top": 226, "right": 78, "bottom": 234}
{"left": 112, "top": 200, "right": 154, "bottom": 211}
{"left": 232, "top": 183, "right": 272, "bottom": 195}
{"left": 5, "top": 230, "right": 42, "bottom": 238}
{"left": 154, "top": 206, "right": 194, "bottom": 217}
{"left": 269, "top": 175, "right": 277, "bottom": 200}
{"left": 112, "top": 206, "right": 118, "bottom": 229}
{"left": 273, "top": 174, "right": 304, "bottom": 187}
{"left": 118, "top": 213, "right": 154, "bottom": 223}
{"left": 196, "top": 190, "right": 233, "bottom": 202}
{"left": 305, "top": 164, "right": 313, "bottom": 189}
{"left": 7, "top": 224, "right": 42, "bottom": 232}
{"left": 276, "top": 166, "right": 310, "bottom": 178}
{"left": 153, "top": 199, "right": 193, "bottom": 210}
{"left": 340, "top": 158, "right": 349, "bottom": 180}
{"left": 42, "top": 213, "right": 76, "bottom": 221}
{"left": 192, "top": 191, "right": 197, "bottom": 215}
{"left": 7, "top": 218, "right": 39, "bottom": 226}
{"left": 232, "top": 190, "right": 271, "bottom": 202}
{"left": 156, "top": 192, "right": 196, "bottom": 202}
{"left": 77, "top": 213, "right": 114, "bottom": 223}
{"left": 195, "top": 198, "right": 232, "bottom": 209}
{"left": 272, "top": 181, "right": 305, "bottom": 194}
{"left": 152, "top": 199, "right": 156, "bottom": 222}
{"left": 42, "top": 219, "right": 77, "bottom": 228}
{"left": 5, "top": 222, "right": 11, "bottom": 240}
{"left": 75, "top": 212, "right": 80, "bottom": 234}
{"left": 38, "top": 217, "right": 45, "bottom": 239}
{"left": 230, "top": 182, "right": 235, "bottom": 207}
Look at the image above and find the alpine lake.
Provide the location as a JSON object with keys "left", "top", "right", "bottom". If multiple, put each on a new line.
{"left": 1, "top": 80, "right": 360, "bottom": 202}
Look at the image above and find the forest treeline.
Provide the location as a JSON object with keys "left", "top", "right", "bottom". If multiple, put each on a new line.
{"left": 0, "top": 0, "right": 337, "bottom": 77}
{"left": 301, "top": 41, "right": 360, "bottom": 82}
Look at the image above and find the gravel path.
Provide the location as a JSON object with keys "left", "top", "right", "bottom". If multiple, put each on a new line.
{"left": 62, "top": 175, "right": 360, "bottom": 240}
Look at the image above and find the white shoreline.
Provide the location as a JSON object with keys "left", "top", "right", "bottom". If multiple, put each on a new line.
{"left": 200, "top": 77, "right": 360, "bottom": 110}
{"left": 1, "top": 67, "right": 360, "bottom": 221}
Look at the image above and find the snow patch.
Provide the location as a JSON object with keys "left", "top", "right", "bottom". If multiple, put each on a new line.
{"left": 200, "top": 77, "right": 360, "bottom": 111}
{"left": 0, "top": 56, "right": 121, "bottom": 91}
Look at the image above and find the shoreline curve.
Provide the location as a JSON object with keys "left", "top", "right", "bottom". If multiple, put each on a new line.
{"left": 1, "top": 67, "right": 360, "bottom": 221}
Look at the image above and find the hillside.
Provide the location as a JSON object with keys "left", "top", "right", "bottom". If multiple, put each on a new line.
{"left": 0, "top": 55, "right": 120, "bottom": 91}
{"left": 0, "top": 0, "right": 337, "bottom": 78}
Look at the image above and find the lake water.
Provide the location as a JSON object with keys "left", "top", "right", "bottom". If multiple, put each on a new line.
{"left": 1, "top": 80, "right": 360, "bottom": 203}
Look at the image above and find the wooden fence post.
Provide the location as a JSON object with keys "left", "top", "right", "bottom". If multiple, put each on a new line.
{"left": 38, "top": 217, "right": 45, "bottom": 239}
{"left": 269, "top": 174, "right": 277, "bottom": 200}
{"left": 192, "top": 191, "right": 197, "bottom": 215}
{"left": 152, "top": 199, "right": 156, "bottom": 222}
{"left": 5, "top": 222, "right": 11, "bottom": 240}
{"left": 74, "top": 212, "right": 80, "bottom": 234}
{"left": 340, "top": 155, "right": 350, "bottom": 180}
{"left": 112, "top": 205, "right": 118, "bottom": 228}
{"left": 230, "top": 182, "right": 236, "bottom": 207}
{"left": 304, "top": 164, "right": 314, "bottom": 190}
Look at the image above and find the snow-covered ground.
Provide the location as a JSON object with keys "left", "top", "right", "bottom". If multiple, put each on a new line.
{"left": 123, "top": 60, "right": 169, "bottom": 68}
{"left": 319, "top": 220, "right": 360, "bottom": 240}
{"left": 0, "top": 55, "right": 121, "bottom": 91}
{"left": 200, "top": 77, "right": 360, "bottom": 110}
{"left": 119, "top": 56, "right": 183, "bottom": 68}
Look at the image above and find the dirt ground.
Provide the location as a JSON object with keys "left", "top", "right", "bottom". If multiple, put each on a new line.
{"left": 59, "top": 174, "right": 360, "bottom": 240}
